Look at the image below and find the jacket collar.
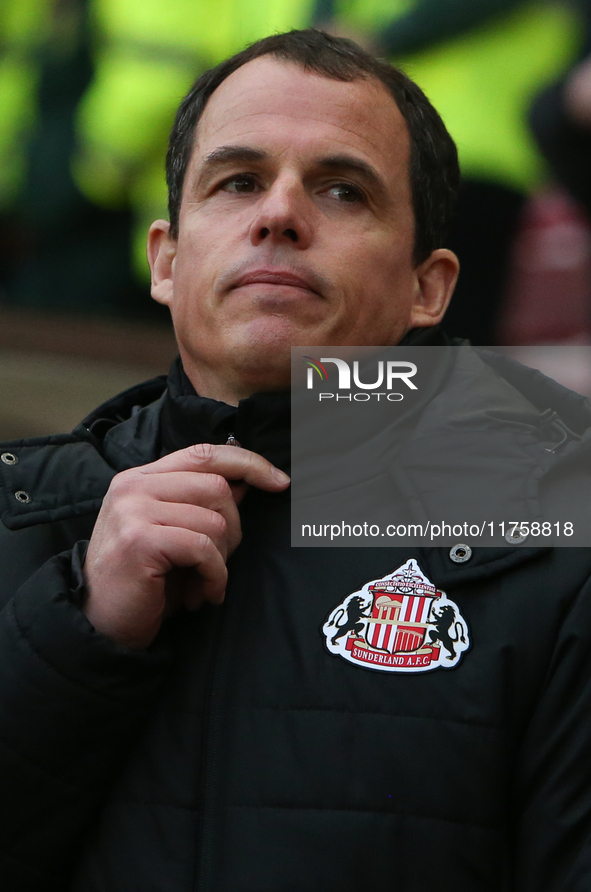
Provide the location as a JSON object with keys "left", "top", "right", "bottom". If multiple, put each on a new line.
{"left": 0, "top": 358, "right": 291, "bottom": 530}
{"left": 0, "top": 379, "right": 167, "bottom": 531}
{"left": 159, "top": 357, "right": 290, "bottom": 472}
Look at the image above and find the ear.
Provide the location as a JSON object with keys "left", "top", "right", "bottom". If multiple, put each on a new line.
{"left": 409, "top": 249, "right": 459, "bottom": 329}
{"left": 147, "top": 219, "right": 176, "bottom": 307}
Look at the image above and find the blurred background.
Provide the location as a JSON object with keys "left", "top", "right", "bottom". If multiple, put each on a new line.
{"left": 1, "top": 0, "right": 591, "bottom": 438}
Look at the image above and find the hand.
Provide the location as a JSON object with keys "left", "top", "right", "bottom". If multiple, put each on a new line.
{"left": 83, "top": 443, "right": 290, "bottom": 649}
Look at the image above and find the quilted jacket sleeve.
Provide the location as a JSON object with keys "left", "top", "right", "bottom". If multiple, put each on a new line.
{"left": 513, "top": 567, "right": 591, "bottom": 890}
{"left": 0, "top": 546, "right": 171, "bottom": 891}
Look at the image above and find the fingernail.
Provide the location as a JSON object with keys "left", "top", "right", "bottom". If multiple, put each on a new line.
{"left": 273, "top": 468, "right": 291, "bottom": 484}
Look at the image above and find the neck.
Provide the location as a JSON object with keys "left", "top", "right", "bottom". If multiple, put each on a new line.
{"left": 180, "top": 353, "right": 291, "bottom": 405}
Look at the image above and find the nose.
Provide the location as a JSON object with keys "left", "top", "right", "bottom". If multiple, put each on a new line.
{"left": 249, "top": 177, "right": 313, "bottom": 249}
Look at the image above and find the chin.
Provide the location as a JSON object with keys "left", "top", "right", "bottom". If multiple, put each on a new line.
{"left": 238, "top": 320, "right": 304, "bottom": 352}
{"left": 231, "top": 323, "right": 308, "bottom": 389}
{"left": 233, "top": 349, "right": 292, "bottom": 391}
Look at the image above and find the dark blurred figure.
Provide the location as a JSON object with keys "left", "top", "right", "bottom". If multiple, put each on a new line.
{"left": 444, "top": 179, "right": 526, "bottom": 345}
{"left": 0, "top": 0, "right": 161, "bottom": 319}
{"left": 498, "top": 0, "right": 591, "bottom": 346}
{"left": 321, "top": 0, "right": 585, "bottom": 344}
{"left": 530, "top": 0, "right": 591, "bottom": 220}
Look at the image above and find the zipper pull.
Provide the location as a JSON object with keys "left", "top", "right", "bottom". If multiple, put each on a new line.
{"left": 225, "top": 432, "right": 241, "bottom": 447}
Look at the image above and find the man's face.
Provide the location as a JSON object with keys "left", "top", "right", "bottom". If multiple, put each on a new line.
{"left": 149, "top": 56, "right": 457, "bottom": 402}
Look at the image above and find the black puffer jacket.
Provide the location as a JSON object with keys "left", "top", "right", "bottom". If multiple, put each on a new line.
{"left": 1, "top": 350, "right": 591, "bottom": 891}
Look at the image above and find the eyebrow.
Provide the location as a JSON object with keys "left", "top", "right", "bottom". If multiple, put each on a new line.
{"left": 202, "top": 146, "right": 268, "bottom": 167}
{"left": 198, "top": 146, "right": 390, "bottom": 201}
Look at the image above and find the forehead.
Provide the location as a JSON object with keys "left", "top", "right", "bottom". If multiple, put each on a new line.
{"left": 190, "top": 56, "right": 410, "bottom": 180}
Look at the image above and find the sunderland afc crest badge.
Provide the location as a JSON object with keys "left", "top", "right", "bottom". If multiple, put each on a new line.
{"left": 322, "top": 560, "right": 469, "bottom": 673}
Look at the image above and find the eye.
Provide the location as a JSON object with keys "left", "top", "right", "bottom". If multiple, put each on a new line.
{"left": 221, "top": 174, "right": 259, "bottom": 194}
{"left": 326, "top": 183, "right": 364, "bottom": 203}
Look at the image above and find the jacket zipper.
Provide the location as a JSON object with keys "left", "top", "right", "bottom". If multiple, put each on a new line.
{"left": 194, "top": 600, "right": 228, "bottom": 891}
{"left": 194, "top": 521, "right": 250, "bottom": 890}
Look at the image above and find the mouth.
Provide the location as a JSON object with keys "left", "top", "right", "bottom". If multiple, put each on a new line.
{"left": 231, "top": 269, "right": 322, "bottom": 296}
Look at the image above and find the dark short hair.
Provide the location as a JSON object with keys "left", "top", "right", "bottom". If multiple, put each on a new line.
{"left": 166, "top": 29, "right": 459, "bottom": 265}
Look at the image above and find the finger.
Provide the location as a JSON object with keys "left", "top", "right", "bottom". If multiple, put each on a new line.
{"left": 180, "top": 571, "right": 221, "bottom": 611}
{"left": 115, "top": 469, "right": 242, "bottom": 513}
{"left": 150, "top": 502, "right": 237, "bottom": 557}
{"left": 116, "top": 469, "right": 237, "bottom": 507}
{"left": 165, "top": 567, "right": 224, "bottom": 613}
{"left": 230, "top": 480, "right": 249, "bottom": 506}
{"left": 144, "top": 525, "right": 228, "bottom": 603}
{"left": 137, "top": 443, "right": 290, "bottom": 490}
{"left": 106, "top": 470, "right": 242, "bottom": 548}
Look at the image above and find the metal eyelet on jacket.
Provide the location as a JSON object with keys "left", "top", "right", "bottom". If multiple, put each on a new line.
{"left": 505, "top": 527, "right": 528, "bottom": 544}
{"left": 1, "top": 452, "right": 18, "bottom": 465}
{"left": 14, "top": 490, "right": 31, "bottom": 504}
{"left": 449, "top": 544, "right": 472, "bottom": 563}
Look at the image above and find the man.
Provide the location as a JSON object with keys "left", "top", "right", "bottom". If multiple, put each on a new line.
{"left": 1, "top": 29, "right": 591, "bottom": 892}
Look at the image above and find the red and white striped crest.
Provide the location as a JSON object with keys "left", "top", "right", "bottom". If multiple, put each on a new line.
{"left": 323, "top": 560, "right": 470, "bottom": 673}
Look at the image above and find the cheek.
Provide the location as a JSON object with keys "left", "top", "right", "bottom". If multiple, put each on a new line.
{"left": 352, "top": 260, "right": 417, "bottom": 334}
{"left": 355, "top": 253, "right": 415, "bottom": 303}
{"left": 172, "top": 241, "right": 213, "bottom": 304}
{"left": 169, "top": 269, "right": 209, "bottom": 335}
{"left": 350, "top": 227, "right": 413, "bottom": 274}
